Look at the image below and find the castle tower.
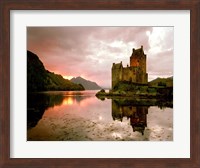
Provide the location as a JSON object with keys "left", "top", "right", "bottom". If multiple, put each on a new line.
{"left": 130, "top": 46, "right": 147, "bottom": 84}
{"left": 130, "top": 45, "right": 146, "bottom": 72}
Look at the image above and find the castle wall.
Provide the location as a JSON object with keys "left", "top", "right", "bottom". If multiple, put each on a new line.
{"left": 122, "top": 67, "right": 136, "bottom": 82}
{"left": 130, "top": 55, "right": 146, "bottom": 72}
{"left": 135, "top": 71, "right": 148, "bottom": 84}
{"left": 130, "top": 57, "right": 139, "bottom": 67}
{"left": 112, "top": 65, "right": 123, "bottom": 88}
{"left": 142, "top": 56, "right": 146, "bottom": 73}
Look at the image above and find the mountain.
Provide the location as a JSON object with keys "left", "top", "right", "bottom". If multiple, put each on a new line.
{"left": 27, "top": 51, "right": 85, "bottom": 92}
{"left": 148, "top": 76, "right": 173, "bottom": 87}
{"left": 70, "top": 76, "right": 102, "bottom": 90}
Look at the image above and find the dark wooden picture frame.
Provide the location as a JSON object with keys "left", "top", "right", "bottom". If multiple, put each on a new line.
{"left": 0, "top": 0, "right": 199, "bottom": 168}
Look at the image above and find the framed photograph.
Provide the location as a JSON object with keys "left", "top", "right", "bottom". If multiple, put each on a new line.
{"left": 26, "top": 26, "right": 174, "bottom": 142}
{"left": 1, "top": 0, "right": 199, "bottom": 168}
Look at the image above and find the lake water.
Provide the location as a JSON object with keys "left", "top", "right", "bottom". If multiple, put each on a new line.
{"left": 27, "top": 90, "right": 173, "bottom": 141}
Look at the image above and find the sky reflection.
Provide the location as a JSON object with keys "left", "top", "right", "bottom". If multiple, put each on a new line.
{"left": 27, "top": 91, "right": 173, "bottom": 141}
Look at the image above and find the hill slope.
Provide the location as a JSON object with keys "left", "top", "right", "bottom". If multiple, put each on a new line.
{"left": 71, "top": 76, "right": 101, "bottom": 90}
{"left": 27, "top": 51, "right": 84, "bottom": 92}
{"left": 148, "top": 76, "right": 173, "bottom": 87}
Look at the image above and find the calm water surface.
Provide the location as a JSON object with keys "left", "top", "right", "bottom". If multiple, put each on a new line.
{"left": 27, "top": 90, "right": 173, "bottom": 141}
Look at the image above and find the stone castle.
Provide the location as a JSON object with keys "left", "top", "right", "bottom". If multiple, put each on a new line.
{"left": 112, "top": 46, "right": 148, "bottom": 88}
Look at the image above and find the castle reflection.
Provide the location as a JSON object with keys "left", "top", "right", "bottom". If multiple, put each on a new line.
{"left": 112, "top": 99, "right": 148, "bottom": 135}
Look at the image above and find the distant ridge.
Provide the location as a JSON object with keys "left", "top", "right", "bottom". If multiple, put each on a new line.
{"left": 71, "top": 76, "right": 102, "bottom": 90}
{"left": 27, "top": 51, "right": 84, "bottom": 92}
{"left": 148, "top": 76, "right": 173, "bottom": 87}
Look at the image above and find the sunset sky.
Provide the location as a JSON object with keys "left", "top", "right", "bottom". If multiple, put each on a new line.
{"left": 27, "top": 27, "right": 173, "bottom": 88}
